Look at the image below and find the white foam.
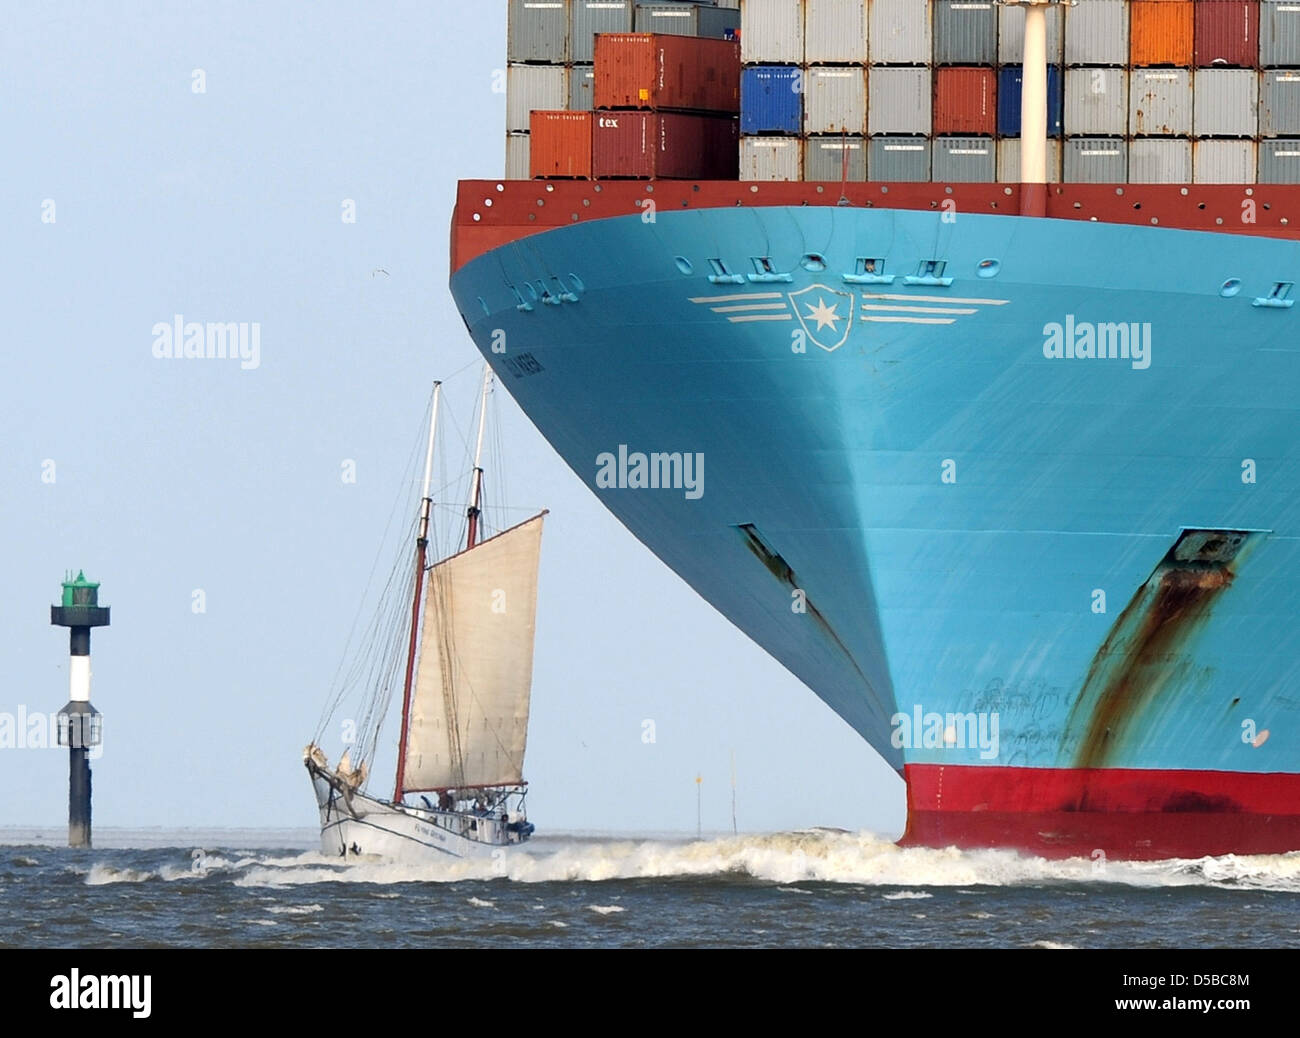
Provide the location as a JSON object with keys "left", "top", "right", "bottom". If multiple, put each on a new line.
{"left": 882, "top": 890, "right": 933, "bottom": 900}
{"left": 130, "top": 830, "right": 1299, "bottom": 893}
{"left": 265, "top": 904, "right": 323, "bottom": 915}
{"left": 588, "top": 905, "right": 625, "bottom": 915}
{"left": 84, "top": 864, "right": 152, "bottom": 885}
{"left": 468, "top": 897, "right": 495, "bottom": 909}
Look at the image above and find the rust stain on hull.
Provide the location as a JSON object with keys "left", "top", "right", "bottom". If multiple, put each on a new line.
{"left": 737, "top": 523, "right": 869, "bottom": 684}
{"left": 1063, "top": 530, "right": 1258, "bottom": 772}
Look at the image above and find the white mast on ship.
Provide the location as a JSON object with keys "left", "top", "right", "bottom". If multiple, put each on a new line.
{"left": 1009, "top": 0, "right": 1053, "bottom": 217}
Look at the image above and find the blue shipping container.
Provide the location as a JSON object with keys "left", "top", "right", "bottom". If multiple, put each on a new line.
{"left": 997, "top": 65, "right": 1064, "bottom": 138}
{"left": 741, "top": 66, "right": 803, "bottom": 135}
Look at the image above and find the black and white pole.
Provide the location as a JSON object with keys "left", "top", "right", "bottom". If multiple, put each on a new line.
{"left": 51, "top": 572, "right": 109, "bottom": 849}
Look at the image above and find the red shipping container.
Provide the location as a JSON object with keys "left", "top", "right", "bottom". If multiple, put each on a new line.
{"left": 592, "top": 111, "right": 738, "bottom": 179}
{"left": 594, "top": 33, "right": 741, "bottom": 113}
{"left": 933, "top": 67, "right": 997, "bottom": 135}
{"left": 1194, "top": 0, "right": 1259, "bottom": 68}
{"left": 530, "top": 111, "right": 593, "bottom": 179}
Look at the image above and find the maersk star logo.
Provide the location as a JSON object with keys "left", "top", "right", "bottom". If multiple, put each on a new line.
{"left": 788, "top": 284, "right": 853, "bottom": 351}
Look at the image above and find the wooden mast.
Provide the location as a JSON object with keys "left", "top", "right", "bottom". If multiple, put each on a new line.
{"left": 393, "top": 381, "right": 442, "bottom": 804}
{"left": 465, "top": 364, "right": 492, "bottom": 550}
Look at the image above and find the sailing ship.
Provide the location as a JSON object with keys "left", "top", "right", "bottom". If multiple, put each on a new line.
{"left": 305, "top": 370, "right": 546, "bottom": 860}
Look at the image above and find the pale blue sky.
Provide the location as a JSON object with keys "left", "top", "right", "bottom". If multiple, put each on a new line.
{"left": 0, "top": 1, "right": 904, "bottom": 835}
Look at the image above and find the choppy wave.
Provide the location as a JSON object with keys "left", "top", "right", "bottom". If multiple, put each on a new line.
{"left": 65, "top": 831, "right": 1300, "bottom": 892}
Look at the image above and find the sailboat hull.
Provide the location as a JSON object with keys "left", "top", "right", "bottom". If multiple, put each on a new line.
{"left": 307, "top": 760, "right": 526, "bottom": 863}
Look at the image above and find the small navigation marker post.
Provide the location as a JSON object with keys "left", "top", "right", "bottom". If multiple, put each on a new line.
{"left": 51, "top": 572, "right": 109, "bottom": 849}
{"left": 695, "top": 773, "right": 702, "bottom": 839}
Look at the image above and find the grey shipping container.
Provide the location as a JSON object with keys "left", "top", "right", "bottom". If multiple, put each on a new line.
{"left": 998, "top": 2, "right": 1064, "bottom": 64}
{"left": 569, "top": 64, "right": 595, "bottom": 110}
{"left": 804, "top": 66, "right": 867, "bottom": 134}
{"left": 803, "top": 135, "right": 868, "bottom": 180}
{"left": 1261, "top": 70, "right": 1300, "bottom": 135}
{"left": 869, "top": 0, "right": 931, "bottom": 64}
{"left": 934, "top": 1, "right": 996, "bottom": 66}
{"left": 1128, "top": 138, "right": 1192, "bottom": 183}
{"left": 1192, "top": 69, "right": 1258, "bottom": 138}
{"left": 804, "top": 0, "right": 868, "bottom": 64}
{"left": 1259, "top": 138, "right": 1300, "bottom": 181}
{"left": 741, "top": 0, "right": 804, "bottom": 63}
{"left": 1064, "top": 0, "right": 1128, "bottom": 67}
{"left": 932, "top": 137, "right": 995, "bottom": 181}
{"left": 1129, "top": 69, "right": 1192, "bottom": 136}
{"left": 569, "top": 0, "right": 634, "bottom": 64}
{"left": 508, "top": 0, "right": 570, "bottom": 63}
{"left": 868, "top": 67, "right": 932, "bottom": 135}
{"left": 507, "top": 64, "right": 569, "bottom": 133}
{"left": 1260, "top": 1, "right": 1300, "bottom": 68}
{"left": 1064, "top": 136, "right": 1127, "bottom": 182}
{"left": 869, "top": 136, "right": 931, "bottom": 180}
{"left": 506, "top": 132, "right": 531, "bottom": 179}
{"left": 1064, "top": 67, "right": 1129, "bottom": 136}
{"left": 740, "top": 136, "right": 803, "bottom": 180}
{"left": 996, "top": 138, "right": 1063, "bottom": 181}
{"left": 634, "top": 2, "right": 739, "bottom": 38}
{"left": 1193, "top": 139, "right": 1257, "bottom": 183}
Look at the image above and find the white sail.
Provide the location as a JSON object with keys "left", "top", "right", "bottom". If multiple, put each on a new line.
{"left": 402, "top": 513, "right": 544, "bottom": 791}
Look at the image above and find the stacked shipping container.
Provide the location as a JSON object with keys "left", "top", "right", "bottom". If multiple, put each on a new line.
{"left": 507, "top": 0, "right": 738, "bottom": 177}
{"left": 514, "top": 1, "right": 1300, "bottom": 184}
{"left": 531, "top": 33, "right": 741, "bottom": 177}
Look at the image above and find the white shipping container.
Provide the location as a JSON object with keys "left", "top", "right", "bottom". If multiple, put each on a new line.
{"left": 508, "top": 0, "right": 571, "bottom": 63}
{"left": 1064, "top": 68, "right": 1128, "bottom": 136}
{"left": 1128, "top": 139, "right": 1192, "bottom": 183}
{"left": 508, "top": 64, "right": 569, "bottom": 133}
{"left": 1193, "top": 69, "right": 1259, "bottom": 138}
{"left": 740, "top": 136, "right": 803, "bottom": 180}
{"left": 506, "top": 133, "right": 531, "bottom": 179}
{"left": 868, "top": 66, "right": 932, "bottom": 135}
{"left": 1261, "top": 70, "right": 1300, "bottom": 137}
{"left": 804, "top": 0, "right": 868, "bottom": 64}
{"left": 869, "top": 0, "right": 931, "bottom": 64}
{"left": 996, "top": 138, "right": 1063, "bottom": 182}
{"left": 803, "top": 135, "right": 868, "bottom": 180}
{"left": 741, "top": 0, "right": 804, "bottom": 63}
{"left": 1129, "top": 69, "right": 1192, "bottom": 137}
{"left": 1194, "top": 139, "right": 1257, "bottom": 183}
{"left": 1064, "top": 0, "right": 1128, "bottom": 66}
{"left": 804, "top": 66, "right": 867, "bottom": 134}
{"left": 1063, "top": 137, "right": 1127, "bottom": 182}
{"left": 999, "top": 2, "right": 1064, "bottom": 63}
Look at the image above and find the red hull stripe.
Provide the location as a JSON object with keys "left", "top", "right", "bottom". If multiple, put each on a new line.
{"left": 902, "top": 764, "right": 1300, "bottom": 860}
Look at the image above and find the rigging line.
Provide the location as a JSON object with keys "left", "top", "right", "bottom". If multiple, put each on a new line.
{"left": 349, "top": 520, "right": 418, "bottom": 766}
{"left": 315, "top": 397, "right": 432, "bottom": 741}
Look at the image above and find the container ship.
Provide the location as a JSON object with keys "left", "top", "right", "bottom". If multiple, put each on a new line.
{"left": 448, "top": 0, "right": 1300, "bottom": 860}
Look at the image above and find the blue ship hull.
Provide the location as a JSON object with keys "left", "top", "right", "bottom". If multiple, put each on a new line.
{"left": 449, "top": 204, "right": 1300, "bottom": 858}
